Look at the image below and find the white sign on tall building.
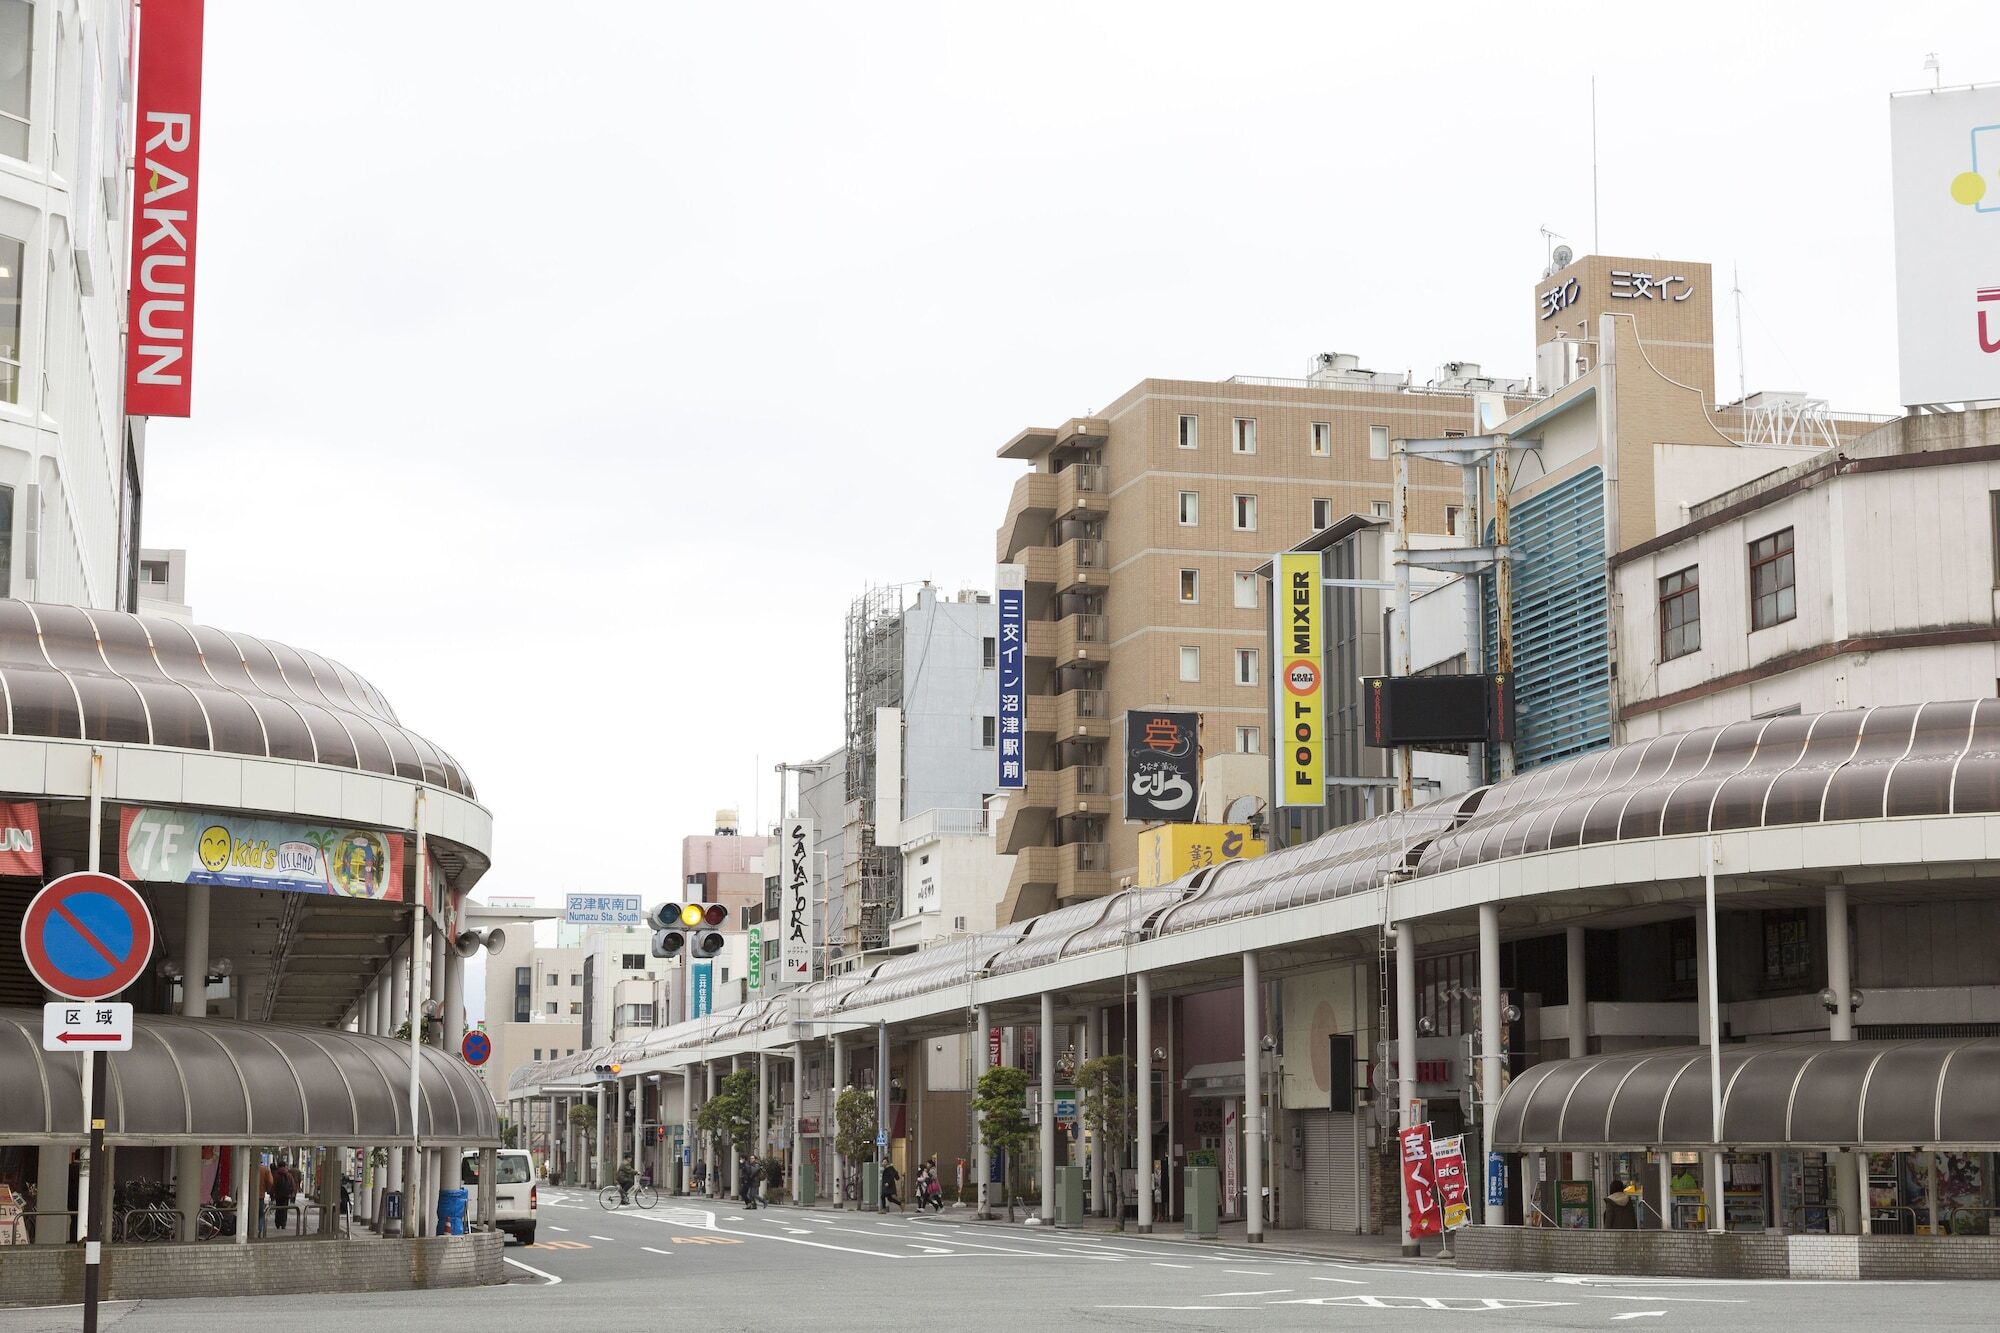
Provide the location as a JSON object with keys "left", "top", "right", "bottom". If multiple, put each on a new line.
{"left": 782, "top": 818, "right": 815, "bottom": 982}
{"left": 1890, "top": 83, "right": 2000, "bottom": 406}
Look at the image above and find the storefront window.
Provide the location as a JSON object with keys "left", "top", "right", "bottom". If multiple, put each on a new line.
{"left": 0, "top": 236, "right": 25, "bottom": 403}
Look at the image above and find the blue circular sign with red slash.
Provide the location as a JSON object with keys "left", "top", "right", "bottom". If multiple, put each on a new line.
{"left": 461, "top": 1029, "right": 491, "bottom": 1066}
{"left": 20, "top": 872, "right": 156, "bottom": 1002}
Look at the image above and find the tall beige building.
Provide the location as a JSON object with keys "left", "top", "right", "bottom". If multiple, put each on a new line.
{"left": 993, "top": 359, "right": 1528, "bottom": 921}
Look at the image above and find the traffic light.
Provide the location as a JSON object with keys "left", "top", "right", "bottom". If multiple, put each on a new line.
{"left": 593, "top": 1061, "right": 622, "bottom": 1081}
{"left": 649, "top": 901, "right": 729, "bottom": 960}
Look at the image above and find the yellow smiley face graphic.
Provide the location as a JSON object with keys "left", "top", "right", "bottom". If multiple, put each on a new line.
{"left": 197, "top": 825, "right": 232, "bottom": 874}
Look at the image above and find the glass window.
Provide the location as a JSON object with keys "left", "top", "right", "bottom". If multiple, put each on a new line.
{"left": 621, "top": 953, "right": 645, "bottom": 971}
{"left": 1235, "top": 726, "right": 1261, "bottom": 753}
{"left": 1445, "top": 505, "right": 1467, "bottom": 537}
{"left": 1233, "top": 494, "right": 1256, "bottom": 531}
{"left": 1749, "top": 528, "right": 1796, "bottom": 630}
{"left": 1234, "top": 648, "right": 1259, "bottom": 686}
{"left": 1178, "top": 568, "right": 1198, "bottom": 603}
{"left": 1179, "top": 646, "right": 1199, "bottom": 682}
{"left": 980, "top": 714, "right": 996, "bottom": 747}
{"left": 1370, "top": 500, "right": 1390, "bottom": 518}
{"left": 1312, "top": 498, "right": 1333, "bottom": 529}
{"left": 0, "top": 2, "right": 29, "bottom": 161}
{"left": 1232, "top": 418, "right": 1256, "bottom": 454}
{"left": 570, "top": 974, "right": 580, "bottom": 986}
{"left": 0, "top": 236, "right": 23, "bottom": 404}
{"left": 1178, "top": 491, "right": 1198, "bottom": 526}
{"left": 546, "top": 973, "right": 557, "bottom": 985}
{"left": 1761, "top": 909, "right": 1811, "bottom": 985}
{"left": 1232, "top": 572, "right": 1258, "bottom": 609}
{"left": 1311, "top": 422, "right": 1331, "bottom": 456}
{"left": 568, "top": 1001, "right": 581, "bottom": 1014}
{"left": 1178, "top": 414, "right": 1199, "bottom": 450}
{"left": 1659, "top": 566, "right": 1701, "bottom": 660}
{"left": 545, "top": 1002, "right": 557, "bottom": 1015}
{"left": 1368, "top": 425, "right": 1390, "bottom": 460}
{"left": 0, "top": 484, "right": 12, "bottom": 597}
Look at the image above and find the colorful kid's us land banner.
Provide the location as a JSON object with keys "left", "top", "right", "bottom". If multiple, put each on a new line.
{"left": 119, "top": 807, "right": 405, "bottom": 901}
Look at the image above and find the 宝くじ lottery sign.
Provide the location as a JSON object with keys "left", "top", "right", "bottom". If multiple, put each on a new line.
{"left": 119, "top": 807, "right": 404, "bottom": 900}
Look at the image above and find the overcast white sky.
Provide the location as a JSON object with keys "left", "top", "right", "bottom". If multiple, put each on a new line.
{"left": 143, "top": 0, "right": 2000, "bottom": 961}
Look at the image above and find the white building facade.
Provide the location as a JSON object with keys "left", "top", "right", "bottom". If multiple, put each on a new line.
{"left": 1, "top": 0, "right": 144, "bottom": 610}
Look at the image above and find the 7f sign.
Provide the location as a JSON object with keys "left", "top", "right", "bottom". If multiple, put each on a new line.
{"left": 1277, "top": 552, "right": 1324, "bottom": 806}
{"left": 125, "top": 0, "right": 206, "bottom": 416}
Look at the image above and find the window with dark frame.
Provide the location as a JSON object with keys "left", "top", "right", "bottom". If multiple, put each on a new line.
{"left": 1749, "top": 527, "right": 1796, "bottom": 630}
{"left": 1761, "top": 909, "right": 1810, "bottom": 985}
{"left": 982, "top": 635, "right": 996, "bottom": 668}
{"left": 1659, "top": 565, "right": 1701, "bottom": 660}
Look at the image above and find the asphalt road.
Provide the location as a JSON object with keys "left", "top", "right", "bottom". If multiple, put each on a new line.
{"left": 4, "top": 1189, "right": 1999, "bottom": 1331}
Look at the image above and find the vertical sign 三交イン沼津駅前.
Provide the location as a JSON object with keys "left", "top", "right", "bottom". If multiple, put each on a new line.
{"left": 1399, "top": 1122, "right": 1442, "bottom": 1238}
{"left": 783, "top": 818, "right": 814, "bottom": 982}
{"left": 1277, "top": 552, "right": 1324, "bottom": 806}
{"left": 996, "top": 585, "right": 1025, "bottom": 789}
{"left": 124, "top": 0, "right": 206, "bottom": 416}
{"left": 1124, "top": 709, "right": 1200, "bottom": 823}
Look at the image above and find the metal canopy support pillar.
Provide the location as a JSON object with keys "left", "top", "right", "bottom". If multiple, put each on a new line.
{"left": 1478, "top": 904, "right": 1502, "bottom": 1224}
{"left": 1700, "top": 838, "right": 1723, "bottom": 1235}
{"left": 1039, "top": 992, "right": 1056, "bottom": 1223}
{"left": 478, "top": 1147, "right": 497, "bottom": 1234}
{"left": 1396, "top": 918, "right": 1419, "bottom": 1256}
{"left": 407, "top": 792, "right": 428, "bottom": 1236}
{"left": 1135, "top": 975, "right": 1154, "bottom": 1233}
{"left": 759, "top": 1051, "right": 771, "bottom": 1200}
{"left": 975, "top": 1004, "right": 992, "bottom": 1220}
{"left": 234, "top": 1142, "right": 252, "bottom": 1244}
{"left": 704, "top": 1060, "right": 719, "bottom": 1196}
{"left": 1564, "top": 926, "right": 1588, "bottom": 1060}
{"left": 875, "top": 1026, "right": 889, "bottom": 1210}
{"left": 830, "top": 1035, "right": 845, "bottom": 1205}
{"left": 1242, "top": 952, "right": 1265, "bottom": 1243}
{"left": 1827, "top": 885, "right": 1863, "bottom": 1234}
{"left": 176, "top": 883, "right": 211, "bottom": 1242}
{"left": 1088, "top": 1007, "right": 1107, "bottom": 1217}
{"left": 791, "top": 1045, "right": 805, "bottom": 1204}
{"left": 612, "top": 1077, "right": 625, "bottom": 1181}
{"left": 681, "top": 1067, "right": 695, "bottom": 1194}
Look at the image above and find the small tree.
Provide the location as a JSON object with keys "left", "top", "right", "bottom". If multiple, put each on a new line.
{"left": 1076, "top": 1055, "right": 1131, "bottom": 1229}
{"left": 974, "top": 1065, "right": 1033, "bottom": 1221}
{"left": 500, "top": 1117, "right": 519, "bottom": 1150}
{"left": 566, "top": 1102, "right": 597, "bottom": 1182}
{"left": 697, "top": 1067, "right": 758, "bottom": 1165}
{"left": 834, "top": 1088, "right": 876, "bottom": 1211}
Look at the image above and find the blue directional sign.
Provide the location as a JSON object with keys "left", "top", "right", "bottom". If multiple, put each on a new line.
{"left": 1486, "top": 1152, "right": 1506, "bottom": 1208}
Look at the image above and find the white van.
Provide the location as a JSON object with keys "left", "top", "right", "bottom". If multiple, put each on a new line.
{"left": 461, "top": 1149, "right": 538, "bottom": 1245}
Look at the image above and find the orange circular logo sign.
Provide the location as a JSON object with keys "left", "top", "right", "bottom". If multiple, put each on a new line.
{"left": 1285, "top": 659, "right": 1320, "bottom": 696}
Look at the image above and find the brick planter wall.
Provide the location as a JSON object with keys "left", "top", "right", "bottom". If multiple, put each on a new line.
{"left": 0, "top": 1233, "right": 502, "bottom": 1307}
{"left": 1453, "top": 1225, "right": 2000, "bottom": 1280}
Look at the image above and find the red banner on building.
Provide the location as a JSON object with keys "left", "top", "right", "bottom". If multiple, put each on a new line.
{"left": 1433, "top": 1134, "right": 1470, "bottom": 1230}
{"left": 1398, "top": 1123, "right": 1442, "bottom": 1238}
{"left": 124, "top": 0, "right": 206, "bottom": 416}
{"left": 0, "top": 801, "right": 41, "bottom": 876}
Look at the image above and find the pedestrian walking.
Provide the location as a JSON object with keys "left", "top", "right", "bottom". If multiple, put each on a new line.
{"left": 738, "top": 1157, "right": 762, "bottom": 1209}
{"left": 882, "top": 1161, "right": 903, "bottom": 1212}
{"left": 271, "top": 1160, "right": 296, "bottom": 1231}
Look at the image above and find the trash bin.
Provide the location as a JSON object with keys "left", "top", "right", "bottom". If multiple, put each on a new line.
{"left": 436, "top": 1187, "right": 468, "bottom": 1237}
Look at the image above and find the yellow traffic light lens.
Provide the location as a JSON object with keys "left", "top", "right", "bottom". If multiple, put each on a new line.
{"left": 680, "top": 903, "right": 705, "bottom": 927}
{"left": 609, "top": 1063, "right": 622, "bottom": 1075}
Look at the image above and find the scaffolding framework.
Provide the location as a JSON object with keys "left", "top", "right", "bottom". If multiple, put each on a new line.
{"left": 844, "top": 585, "right": 904, "bottom": 952}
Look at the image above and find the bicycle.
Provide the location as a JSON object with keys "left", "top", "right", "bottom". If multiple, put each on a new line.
{"left": 598, "top": 1184, "right": 658, "bottom": 1210}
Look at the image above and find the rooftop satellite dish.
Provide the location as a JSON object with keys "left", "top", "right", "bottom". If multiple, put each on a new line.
{"left": 1551, "top": 243, "right": 1573, "bottom": 269}
{"left": 1222, "top": 795, "right": 1265, "bottom": 824}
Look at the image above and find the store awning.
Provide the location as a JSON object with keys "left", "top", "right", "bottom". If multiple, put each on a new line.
{"left": 0, "top": 1008, "right": 499, "bottom": 1147}
{"left": 1490, "top": 1040, "right": 2000, "bottom": 1152}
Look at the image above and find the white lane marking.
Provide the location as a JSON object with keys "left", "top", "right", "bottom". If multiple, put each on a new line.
{"left": 641, "top": 1246, "right": 674, "bottom": 1257}
{"left": 1224, "top": 1269, "right": 1273, "bottom": 1276}
{"left": 1308, "top": 1276, "right": 1367, "bottom": 1284}
{"left": 627, "top": 1208, "right": 912, "bottom": 1260}
{"left": 1200, "top": 1289, "right": 1293, "bottom": 1298}
{"left": 588, "top": 1235, "right": 614, "bottom": 1241}
{"left": 1098, "top": 1306, "right": 1253, "bottom": 1313}
{"left": 1152, "top": 1262, "right": 1192, "bottom": 1268}
{"left": 503, "top": 1256, "right": 563, "bottom": 1286}
{"left": 547, "top": 1225, "right": 569, "bottom": 1232}
{"left": 1612, "top": 1315, "right": 1666, "bottom": 1322}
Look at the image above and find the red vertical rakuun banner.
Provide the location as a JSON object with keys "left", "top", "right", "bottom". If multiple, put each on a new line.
{"left": 1398, "top": 1123, "right": 1442, "bottom": 1238}
{"left": 124, "top": 0, "right": 206, "bottom": 416}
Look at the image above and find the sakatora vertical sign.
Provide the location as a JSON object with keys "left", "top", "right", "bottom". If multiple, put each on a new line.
{"left": 125, "top": 0, "right": 206, "bottom": 417}
{"left": 783, "top": 818, "right": 815, "bottom": 984}
{"left": 996, "top": 564, "right": 1026, "bottom": 790}
{"left": 1890, "top": 83, "right": 2000, "bottom": 406}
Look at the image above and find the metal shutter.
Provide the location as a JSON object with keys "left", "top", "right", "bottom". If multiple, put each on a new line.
{"left": 1302, "top": 1112, "right": 1363, "bottom": 1232}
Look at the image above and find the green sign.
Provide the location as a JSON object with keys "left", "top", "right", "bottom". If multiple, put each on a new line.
{"left": 748, "top": 925, "right": 763, "bottom": 990}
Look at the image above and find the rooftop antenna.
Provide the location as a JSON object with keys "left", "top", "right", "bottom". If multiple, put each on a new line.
{"left": 1733, "top": 265, "right": 1747, "bottom": 405}
{"left": 1591, "top": 75, "right": 1601, "bottom": 252}
{"left": 1924, "top": 52, "right": 1941, "bottom": 88}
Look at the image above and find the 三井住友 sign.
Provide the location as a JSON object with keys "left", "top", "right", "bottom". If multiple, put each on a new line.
{"left": 564, "top": 894, "right": 643, "bottom": 926}
{"left": 121, "top": 808, "right": 405, "bottom": 900}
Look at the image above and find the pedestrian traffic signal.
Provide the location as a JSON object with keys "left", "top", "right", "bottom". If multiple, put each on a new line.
{"left": 649, "top": 902, "right": 730, "bottom": 960}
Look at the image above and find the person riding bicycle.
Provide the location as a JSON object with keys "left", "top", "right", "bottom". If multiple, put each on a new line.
{"left": 616, "top": 1159, "right": 637, "bottom": 1206}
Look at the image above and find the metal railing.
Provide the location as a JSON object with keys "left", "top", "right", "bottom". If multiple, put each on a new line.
{"left": 1065, "top": 612, "right": 1108, "bottom": 643}
{"left": 1784, "top": 1204, "right": 1847, "bottom": 1234}
{"left": 1065, "top": 688, "right": 1108, "bottom": 719}
{"left": 1947, "top": 1205, "right": 2000, "bottom": 1236}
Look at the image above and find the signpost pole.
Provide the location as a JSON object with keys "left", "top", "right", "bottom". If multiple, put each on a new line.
{"left": 81, "top": 1051, "right": 106, "bottom": 1333}
{"left": 408, "top": 792, "right": 427, "bottom": 1236}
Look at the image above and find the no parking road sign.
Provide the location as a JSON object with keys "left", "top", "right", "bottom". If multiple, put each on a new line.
{"left": 20, "top": 872, "right": 155, "bottom": 1001}
{"left": 462, "top": 1030, "right": 492, "bottom": 1066}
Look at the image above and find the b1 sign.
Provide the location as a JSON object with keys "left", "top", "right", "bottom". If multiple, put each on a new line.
{"left": 1891, "top": 84, "right": 2000, "bottom": 406}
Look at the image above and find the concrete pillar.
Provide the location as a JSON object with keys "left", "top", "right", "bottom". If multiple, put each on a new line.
{"left": 234, "top": 1144, "right": 253, "bottom": 1244}
{"left": 33, "top": 1144, "right": 69, "bottom": 1244}
{"left": 613, "top": 1077, "right": 626, "bottom": 1181}
{"left": 1478, "top": 905, "right": 1502, "bottom": 1223}
{"left": 873, "top": 1032, "right": 888, "bottom": 1210}
{"left": 1825, "top": 886, "right": 1863, "bottom": 1233}
{"left": 1657, "top": 1153, "right": 1674, "bottom": 1230}
{"left": 831, "top": 1035, "right": 846, "bottom": 1205}
{"left": 1396, "top": 919, "right": 1419, "bottom": 1255}
{"left": 705, "top": 1061, "right": 719, "bottom": 1196}
{"left": 975, "top": 1004, "right": 993, "bottom": 1220}
{"left": 759, "top": 1051, "right": 771, "bottom": 1199}
{"left": 428, "top": 923, "right": 448, "bottom": 1050}
{"left": 681, "top": 1067, "right": 695, "bottom": 1194}
{"left": 1039, "top": 992, "right": 1056, "bottom": 1223}
{"left": 1088, "top": 1006, "right": 1107, "bottom": 1217}
{"left": 478, "top": 1146, "right": 498, "bottom": 1234}
{"left": 1564, "top": 925, "right": 1588, "bottom": 1059}
{"left": 792, "top": 1046, "right": 805, "bottom": 1204}
{"left": 177, "top": 884, "right": 212, "bottom": 1242}
{"left": 1694, "top": 908, "right": 1713, "bottom": 1047}
{"left": 1243, "top": 951, "right": 1265, "bottom": 1243}
{"left": 444, "top": 946, "right": 465, "bottom": 1052}
{"left": 595, "top": 1082, "right": 608, "bottom": 1189}
{"left": 1135, "top": 978, "right": 1154, "bottom": 1233}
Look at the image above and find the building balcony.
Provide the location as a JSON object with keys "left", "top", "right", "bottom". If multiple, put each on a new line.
{"left": 999, "top": 472, "right": 1058, "bottom": 561}
{"left": 1000, "top": 842, "right": 1114, "bottom": 922}
{"left": 1025, "top": 693, "right": 1056, "bottom": 735}
{"left": 1055, "top": 463, "right": 1107, "bottom": 521}
{"left": 1055, "top": 611, "right": 1108, "bottom": 662}
{"left": 1053, "top": 417, "right": 1109, "bottom": 454}
{"left": 997, "top": 772, "right": 1055, "bottom": 854}
{"left": 1056, "top": 537, "right": 1109, "bottom": 592}
{"left": 1018, "top": 544, "right": 1057, "bottom": 588}
{"left": 1054, "top": 688, "right": 1108, "bottom": 743}
{"left": 1056, "top": 764, "right": 1110, "bottom": 818}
